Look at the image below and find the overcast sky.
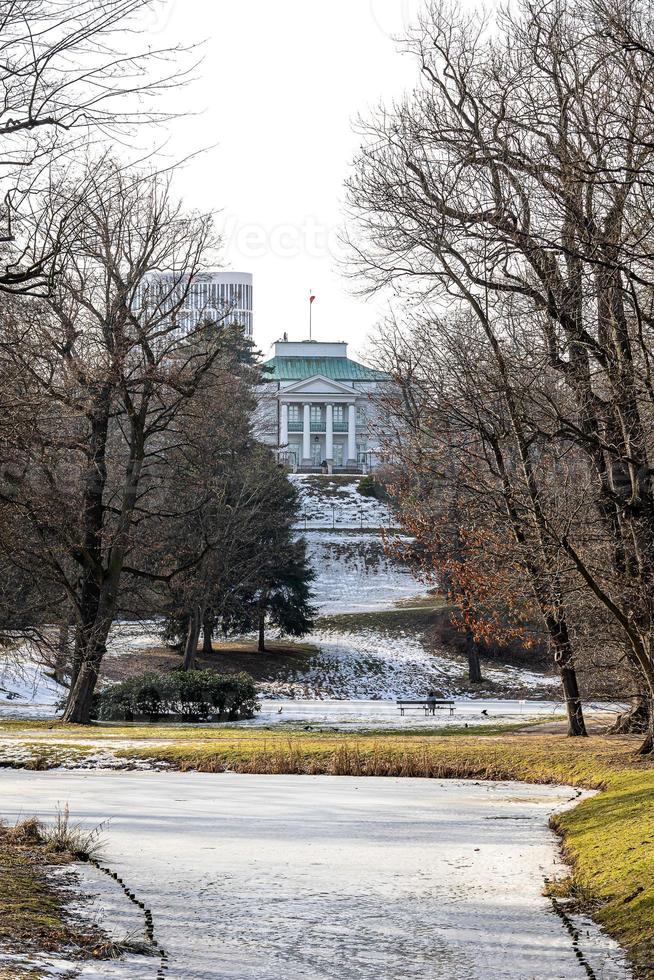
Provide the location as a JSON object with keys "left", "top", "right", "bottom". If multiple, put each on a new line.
{"left": 149, "top": 0, "right": 425, "bottom": 359}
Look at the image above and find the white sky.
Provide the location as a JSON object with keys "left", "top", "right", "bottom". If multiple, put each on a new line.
{"left": 147, "top": 0, "right": 426, "bottom": 360}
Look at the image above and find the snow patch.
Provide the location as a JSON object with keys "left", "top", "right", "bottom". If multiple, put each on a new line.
{"left": 0, "top": 646, "right": 65, "bottom": 719}
{"left": 291, "top": 474, "right": 393, "bottom": 528}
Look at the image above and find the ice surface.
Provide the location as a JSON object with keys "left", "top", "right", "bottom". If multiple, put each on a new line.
{"left": 243, "top": 698, "right": 617, "bottom": 729}
{"left": 0, "top": 771, "right": 631, "bottom": 979}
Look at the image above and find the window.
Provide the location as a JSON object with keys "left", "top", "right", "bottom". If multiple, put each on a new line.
{"left": 332, "top": 405, "right": 347, "bottom": 431}
{"left": 288, "top": 404, "right": 301, "bottom": 423}
{"left": 310, "top": 405, "right": 323, "bottom": 423}
{"left": 356, "top": 406, "right": 367, "bottom": 426}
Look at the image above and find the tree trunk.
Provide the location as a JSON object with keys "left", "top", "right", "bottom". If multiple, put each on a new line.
{"left": 638, "top": 705, "right": 654, "bottom": 755}
{"left": 608, "top": 695, "right": 650, "bottom": 735}
{"left": 465, "top": 629, "right": 482, "bottom": 683}
{"left": 202, "top": 616, "right": 213, "bottom": 655}
{"left": 62, "top": 593, "right": 115, "bottom": 723}
{"left": 559, "top": 664, "right": 587, "bottom": 737}
{"left": 62, "top": 634, "right": 107, "bottom": 724}
{"left": 62, "top": 663, "right": 99, "bottom": 724}
{"left": 54, "top": 622, "right": 70, "bottom": 685}
{"left": 183, "top": 607, "right": 201, "bottom": 671}
{"left": 637, "top": 705, "right": 654, "bottom": 755}
{"left": 258, "top": 610, "right": 266, "bottom": 653}
{"left": 638, "top": 693, "right": 654, "bottom": 755}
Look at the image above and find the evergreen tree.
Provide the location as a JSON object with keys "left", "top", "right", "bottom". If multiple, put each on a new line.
{"left": 221, "top": 499, "right": 316, "bottom": 652}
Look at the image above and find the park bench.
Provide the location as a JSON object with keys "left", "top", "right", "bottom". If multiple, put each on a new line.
{"left": 396, "top": 699, "right": 455, "bottom": 717}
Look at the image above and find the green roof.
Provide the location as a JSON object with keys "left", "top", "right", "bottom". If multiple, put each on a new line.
{"left": 263, "top": 356, "right": 388, "bottom": 382}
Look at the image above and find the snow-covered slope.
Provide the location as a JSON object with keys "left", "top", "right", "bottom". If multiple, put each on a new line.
{"left": 281, "top": 475, "right": 559, "bottom": 700}
{"left": 259, "top": 627, "right": 559, "bottom": 700}
{"left": 0, "top": 647, "right": 65, "bottom": 719}
{"left": 291, "top": 474, "right": 392, "bottom": 528}
{"left": 0, "top": 476, "right": 561, "bottom": 718}
{"left": 305, "top": 531, "right": 420, "bottom": 614}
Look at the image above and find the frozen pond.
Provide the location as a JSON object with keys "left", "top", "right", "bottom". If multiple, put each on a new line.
{"left": 247, "top": 698, "right": 623, "bottom": 728}
{"left": 0, "top": 771, "right": 630, "bottom": 979}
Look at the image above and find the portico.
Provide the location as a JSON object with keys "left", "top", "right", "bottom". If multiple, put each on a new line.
{"left": 259, "top": 339, "right": 391, "bottom": 473}
{"left": 278, "top": 377, "right": 358, "bottom": 469}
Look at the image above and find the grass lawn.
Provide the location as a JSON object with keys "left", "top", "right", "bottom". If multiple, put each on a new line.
{"left": 315, "top": 601, "right": 450, "bottom": 635}
{"left": 1, "top": 722, "right": 652, "bottom": 975}
{"left": 100, "top": 638, "right": 319, "bottom": 684}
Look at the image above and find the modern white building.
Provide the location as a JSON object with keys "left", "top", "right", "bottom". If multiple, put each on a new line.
{"left": 135, "top": 271, "right": 253, "bottom": 337}
{"left": 258, "top": 339, "right": 391, "bottom": 473}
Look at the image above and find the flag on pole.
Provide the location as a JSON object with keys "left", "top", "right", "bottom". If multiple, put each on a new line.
{"left": 309, "top": 294, "right": 316, "bottom": 303}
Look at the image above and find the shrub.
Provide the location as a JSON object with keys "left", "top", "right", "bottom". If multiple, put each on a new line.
{"left": 96, "top": 670, "right": 259, "bottom": 722}
{"left": 357, "top": 474, "right": 378, "bottom": 497}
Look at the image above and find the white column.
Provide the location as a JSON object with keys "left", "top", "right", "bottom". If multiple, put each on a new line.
{"left": 280, "top": 402, "right": 288, "bottom": 446}
{"left": 325, "top": 403, "right": 333, "bottom": 460}
{"left": 347, "top": 403, "right": 356, "bottom": 462}
{"left": 302, "top": 403, "right": 311, "bottom": 461}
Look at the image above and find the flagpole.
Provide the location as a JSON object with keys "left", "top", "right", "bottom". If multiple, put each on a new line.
{"left": 309, "top": 289, "right": 312, "bottom": 341}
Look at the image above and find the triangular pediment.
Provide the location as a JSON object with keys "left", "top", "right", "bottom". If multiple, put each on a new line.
{"left": 281, "top": 374, "right": 356, "bottom": 396}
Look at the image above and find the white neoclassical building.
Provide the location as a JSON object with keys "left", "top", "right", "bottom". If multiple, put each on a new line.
{"left": 258, "top": 339, "right": 391, "bottom": 472}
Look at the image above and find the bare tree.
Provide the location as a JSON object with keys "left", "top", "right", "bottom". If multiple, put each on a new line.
{"left": 346, "top": 0, "right": 654, "bottom": 751}
{"left": 0, "top": 159, "right": 230, "bottom": 722}
{"left": 375, "top": 314, "right": 589, "bottom": 734}
{"left": 0, "top": 0, "right": 194, "bottom": 293}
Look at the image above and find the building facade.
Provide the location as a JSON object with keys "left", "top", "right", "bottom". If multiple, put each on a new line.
{"left": 184, "top": 271, "right": 253, "bottom": 337}
{"left": 259, "top": 339, "right": 391, "bottom": 473}
{"left": 135, "top": 271, "right": 253, "bottom": 338}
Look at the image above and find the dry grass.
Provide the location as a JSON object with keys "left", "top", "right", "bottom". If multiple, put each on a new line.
{"left": 40, "top": 804, "right": 105, "bottom": 861}
{"left": 0, "top": 815, "right": 104, "bottom": 968}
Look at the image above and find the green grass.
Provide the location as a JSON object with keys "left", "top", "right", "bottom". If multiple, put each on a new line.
{"left": 552, "top": 769, "right": 654, "bottom": 975}
{"left": 315, "top": 602, "right": 450, "bottom": 634}
{"left": 0, "top": 716, "right": 541, "bottom": 742}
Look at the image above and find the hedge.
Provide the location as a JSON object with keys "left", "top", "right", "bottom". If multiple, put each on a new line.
{"left": 96, "top": 670, "right": 259, "bottom": 722}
